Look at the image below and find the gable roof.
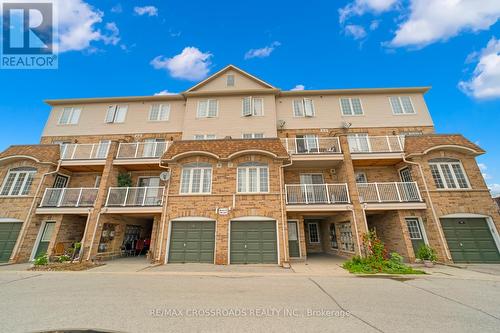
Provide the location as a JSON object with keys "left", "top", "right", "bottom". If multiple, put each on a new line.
{"left": 184, "top": 65, "right": 276, "bottom": 93}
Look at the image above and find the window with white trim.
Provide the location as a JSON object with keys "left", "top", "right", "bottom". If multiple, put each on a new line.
{"left": 292, "top": 98, "right": 315, "bottom": 117}
{"left": 340, "top": 98, "right": 363, "bottom": 116}
{"left": 355, "top": 172, "right": 367, "bottom": 183}
{"left": 194, "top": 134, "right": 216, "bottom": 140}
{"left": 390, "top": 96, "right": 415, "bottom": 114}
{"left": 429, "top": 158, "right": 470, "bottom": 189}
{"left": 308, "top": 223, "right": 320, "bottom": 243}
{"left": 242, "top": 133, "right": 264, "bottom": 139}
{"left": 58, "top": 107, "right": 81, "bottom": 125}
{"left": 105, "top": 105, "right": 128, "bottom": 123}
{"left": 339, "top": 222, "right": 354, "bottom": 252}
{"left": 405, "top": 218, "right": 423, "bottom": 240}
{"left": 242, "top": 97, "right": 264, "bottom": 116}
{"left": 149, "top": 104, "right": 170, "bottom": 121}
{"left": 237, "top": 162, "right": 269, "bottom": 193}
{"left": 226, "top": 74, "right": 235, "bottom": 87}
{"left": 180, "top": 163, "right": 212, "bottom": 194}
{"left": 197, "top": 99, "right": 218, "bottom": 118}
{"left": 1, "top": 167, "right": 36, "bottom": 196}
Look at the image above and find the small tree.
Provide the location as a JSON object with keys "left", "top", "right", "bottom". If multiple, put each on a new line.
{"left": 117, "top": 172, "right": 132, "bottom": 187}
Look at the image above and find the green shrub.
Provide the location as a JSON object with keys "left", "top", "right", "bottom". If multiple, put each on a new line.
{"left": 342, "top": 231, "right": 425, "bottom": 275}
{"left": 34, "top": 253, "right": 48, "bottom": 266}
{"left": 117, "top": 172, "right": 132, "bottom": 187}
{"left": 416, "top": 244, "right": 437, "bottom": 261}
{"left": 58, "top": 255, "right": 70, "bottom": 263}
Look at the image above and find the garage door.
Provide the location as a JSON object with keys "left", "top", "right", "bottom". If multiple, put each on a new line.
{"left": 230, "top": 221, "right": 277, "bottom": 264}
{"left": 441, "top": 218, "right": 500, "bottom": 263}
{"left": 0, "top": 222, "right": 22, "bottom": 263}
{"left": 168, "top": 220, "right": 215, "bottom": 263}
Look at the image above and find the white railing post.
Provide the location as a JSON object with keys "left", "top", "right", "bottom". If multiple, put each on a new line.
{"left": 76, "top": 188, "right": 83, "bottom": 207}
{"left": 89, "top": 144, "right": 95, "bottom": 159}
{"left": 414, "top": 182, "right": 422, "bottom": 201}
{"left": 395, "top": 182, "right": 402, "bottom": 202}
{"left": 397, "top": 136, "right": 404, "bottom": 151}
{"left": 57, "top": 188, "right": 65, "bottom": 207}
{"left": 160, "top": 187, "right": 165, "bottom": 205}
{"left": 344, "top": 183, "right": 350, "bottom": 203}
{"left": 285, "top": 185, "right": 289, "bottom": 204}
{"left": 337, "top": 137, "right": 342, "bottom": 153}
{"left": 325, "top": 184, "right": 331, "bottom": 203}
{"left": 386, "top": 136, "right": 392, "bottom": 152}
{"left": 304, "top": 184, "right": 308, "bottom": 204}
{"left": 142, "top": 187, "right": 147, "bottom": 206}
{"left": 105, "top": 188, "right": 112, "bottom": 206}
{"left": 123, "top": 187, "right": 130, "bottom": 206}
{"left": 134, "top": 143, "right": 139, "bottom": 158}
{"left": 40, "top": 188, "right": 49, "bottom": 207}
{"left": 116, "top": 143, "right": 122, "bottom": 159}
{"left": 70, "top": 145, "right": 77, "bottom": 159}
{"left": 375, "top": 183, "right": 381, "bottom": 202}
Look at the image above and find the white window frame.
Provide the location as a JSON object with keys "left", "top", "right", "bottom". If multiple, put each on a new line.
{"left": 197, "top": 99, "right": 218, "bottom": 118}
{"left": 292, "top": 98, "right": 315, "bottom": 117}
{"left": 179, "top": 165, "right": 212, "bottom": 194}
{"left": 58, "top": 107, "right": 81, "bottom": 125}
{"left": 242, "top": 97, "right": 264, "bottom": 117}
{"left": 389, "top": 96, "right": 416, "bottom": 115}
{"left": 105, "top": 105, "right": 128, "bottom": 123}
{"left": 242, "top": 133, "right": 264, "bottom": 139}
{"left": 0, "top": 167, "right": 36, "bottom": 196}
{"left": 148, "top": 104, "right": 170, "bottom": 121}
{"left": 405, "top": 217, "right": 429, "bottom": 244}
{"left": 236, "top": 163, "right": 269, "bottom": 194}
{"left": 194, "top": 134, "right": 216, "bottom": 140}
{"left": 307, "top": 222, "right": 320, "bottom": 244}
{"left": 355, "top": 171, "right": 367, "bottom": 183}
{"left": 339, "top": 97, "right": 364, "bottom": 116}
{"left": 429, "top": 160, "right": 471, "bottom": 190}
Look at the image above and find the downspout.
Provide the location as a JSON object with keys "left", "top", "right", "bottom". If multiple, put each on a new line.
{"left": 11, "top": 159, "right": 61, "bottom": 261}
{"left": 402, "top": 154, "right": 451, "bottom": 260}
{"left": 279, "top": 157, "right": 293, "bottom": 266}
{"left": 158, "top": 157, "right": 171, "bottom": 263}
{"left": 78, "top": 208, "right": 93, "bottom": 261}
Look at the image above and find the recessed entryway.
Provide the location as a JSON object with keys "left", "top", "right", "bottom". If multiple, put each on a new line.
{"left": 230, "top": 220, "right": 277, "bottom": 264}
{"left": 168, "top": 220, "right": 216, "bottom": 263}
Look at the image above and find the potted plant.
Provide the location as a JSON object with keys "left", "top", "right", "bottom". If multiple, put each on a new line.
{"left": 117, "top": 172, "right": 132, "bottom": 187}
{"left": 416, "top": 244, "right": 437, "bottom": 267}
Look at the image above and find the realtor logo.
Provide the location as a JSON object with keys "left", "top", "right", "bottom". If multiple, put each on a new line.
{"left": 1, "top": 1, "right": 58, "bottom": 69}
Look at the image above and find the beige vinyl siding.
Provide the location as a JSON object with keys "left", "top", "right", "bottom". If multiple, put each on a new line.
{"left": 275, "top": 93, "right": 433, "bottom": 129}
{"left": 194, "top": 69, "right": 272, "bottom": 92}
{"left": 42, "top": 101, "right": 185, "bottom": 137}
{"left": 181, "top": 95, "right": 278, "bottom": 140}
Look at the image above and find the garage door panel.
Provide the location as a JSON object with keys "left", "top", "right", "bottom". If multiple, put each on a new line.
{"left": 168, "top": 221, "right": 215, "bottom": 263}
{"left": 441, "top": 218, "right": 500, "bottom": 263}
{"left": 230, "top": 220, "right": 277, "bottom": 264}
{"left": 0, "top": 222, "right": 22, "bottom": 263}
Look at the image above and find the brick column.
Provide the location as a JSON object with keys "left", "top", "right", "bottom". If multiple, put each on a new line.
{"left": 339, "top": 136, "right": 368, "bottom": 256}
{"left": 81, "top": 141, "right": 119, "bottom": 261}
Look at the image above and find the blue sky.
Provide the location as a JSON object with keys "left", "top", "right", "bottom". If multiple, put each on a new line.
{"left": 0, "top": 0, "right": 499, "bottom": 195}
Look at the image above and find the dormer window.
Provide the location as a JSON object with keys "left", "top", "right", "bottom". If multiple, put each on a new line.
{"left": 293, "top": 98, "right": 315, "bottom": 117}
{"left": 226, "top": 74, "right": 235, "bottom": 87}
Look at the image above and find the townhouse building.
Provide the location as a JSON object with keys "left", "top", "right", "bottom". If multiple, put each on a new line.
{"left": 1, "top": 65, "right": 499, "bottom": 266}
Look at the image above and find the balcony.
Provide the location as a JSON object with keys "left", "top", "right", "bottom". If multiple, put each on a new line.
{"left": 357, "top": 182, "right": 426, "bottom": 210}
{"left": 37, "top": 188, "right": 98, "bottom": 214}
{"left": 60, "top": 143, "right": 110, "bottom": 171}
{"left": 105, "top": 187, "right": 164, "bottom": 213}
{"left": 282, "top": 137, "right": 341, "bottom": 155}
{"left": 285, "top": 183, "right": 350, "bottom": 211}
{"left": 114, "top": 142, "right": 171, "bottom": 169}
{"left": 348, "top": 135, "right": 405, "bottom": 165}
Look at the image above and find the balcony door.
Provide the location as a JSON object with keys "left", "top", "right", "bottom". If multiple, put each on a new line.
{"left": 95, "top": 140, "right": 111, "bottom": 159}
{"left": 300, "top": 174, "right": 326, "bottom": 203}
{"left": 296, "top": 135, "right": 318, "bottom": 153}
{"left": 137, "top": 177, "right": 161, "bottom": 206}
{"left": 399, "top": 167, "right": 419, "bottom": 201}
{"left": 348, "top": 133, "right": 370, "bottom": 153}
{"left": 46, "top": 174, "right": 69, "bottom": 206}
{"left": 142, "top": 139, "right": 166, "bottom": 158}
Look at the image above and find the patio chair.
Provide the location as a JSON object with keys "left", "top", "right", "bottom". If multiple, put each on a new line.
{"left": 53, "top": 242, "right": 65, "bottom": 256}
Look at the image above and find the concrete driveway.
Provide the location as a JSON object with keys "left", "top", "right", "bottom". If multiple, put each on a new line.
{"left": 0, "top": 262, "right": 499, "bottom": 333}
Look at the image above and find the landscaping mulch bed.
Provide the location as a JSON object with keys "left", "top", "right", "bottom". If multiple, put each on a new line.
{"left": 29, "top": 262, "right": 104, "bottom": 271}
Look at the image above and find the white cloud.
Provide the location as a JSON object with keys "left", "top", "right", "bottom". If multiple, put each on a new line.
{"left": 344, "top": 24, "right": 367, "bottom": 40}
{"left": 134, "top": 6, "right": 158, "bottom": 16}
{"left": 154, "top": 90, "right": 176, "bottom": 96}
{"left": 489, "top": 183, "right": 500, "bottom": 196}
{"left": 369, "top": 20, "right": 380, "bottom": 30}
{"left": 390, "top": 0, "right": 500, "bottom": 48}
{"left": 339, "top": 0, "right": 398, "bottom": 24}
{"left": 49, "top": 0, "right": 121, "bottom": 52}
{"left": 459, "top": 37, "right": 500, "bottom": 99}
{"left": 244, "top": 41, "right": 281, "bottom": 59}
{"left": 151, "top": 47, "right": 212, "bottom": 81}
{"left": 290, "top": 84, "right": 305, "bottom": 91}
{"left": 111, "top": 4, "right": 122, "bottom": 13}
